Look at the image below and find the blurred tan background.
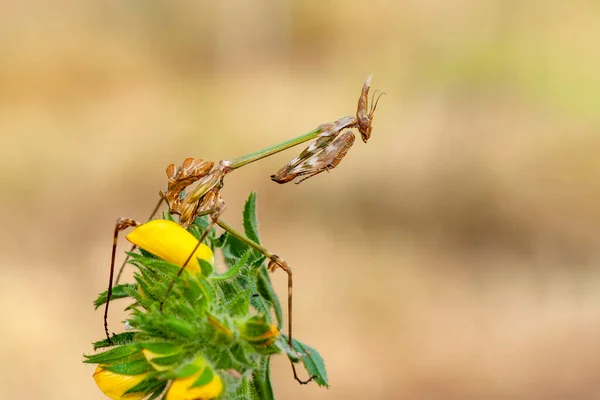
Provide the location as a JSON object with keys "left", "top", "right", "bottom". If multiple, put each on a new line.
{"left": 1, "top": 1, "right": 600, "bottom": 399}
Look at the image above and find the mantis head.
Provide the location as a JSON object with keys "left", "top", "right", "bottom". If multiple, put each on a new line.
{"left": 356, "top": 74, "right": 384, "bottom": 143}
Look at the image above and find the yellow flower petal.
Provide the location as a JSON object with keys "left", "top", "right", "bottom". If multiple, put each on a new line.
{"left": 93, "top": 365, "right": 148, "bottom": 400}
{"left": 166, "top": 365, "right": 224, "bottom": 400}
{"left": 126, "top": 219, "right": 214, "bottom": 275}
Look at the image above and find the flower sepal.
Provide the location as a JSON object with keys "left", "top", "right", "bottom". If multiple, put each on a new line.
{"left": 239, "top": 315, "right": 280, "bottom": 353}
{"left": 140, "top": 342, "right": 183, "bottom": 372}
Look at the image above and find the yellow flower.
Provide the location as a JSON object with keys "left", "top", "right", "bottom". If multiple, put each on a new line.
{"left": 126, "top": 219, "right": 214, "bottom": 275}
{"left": 93, "top": 365, "right": 148, "bottom": 400}
{"left": 166, "top": 364, "right": 224, "bottom": 400}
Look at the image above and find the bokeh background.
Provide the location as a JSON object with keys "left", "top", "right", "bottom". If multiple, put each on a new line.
{"left": 2, "top": 1, "right": 600, "bottom": 399}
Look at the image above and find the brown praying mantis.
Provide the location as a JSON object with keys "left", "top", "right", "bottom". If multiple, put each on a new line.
{"left": 103, "top": 74, "right": 383, "bottom": 384}
{"left": 271, "top": 75, "right": 383, "bottom": 184}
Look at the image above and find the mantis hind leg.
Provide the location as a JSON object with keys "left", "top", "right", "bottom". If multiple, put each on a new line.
{"left": 216, "top": 219, "right": 316, "bottom": 385}
{"left": 267, "top": 256, "right": 315, "bottom": 385}
{"left": 104, "top": 218, "right": 141, "bottom": 342}
{"left": 114, "top": 197, "right": 164, "bottom": 284}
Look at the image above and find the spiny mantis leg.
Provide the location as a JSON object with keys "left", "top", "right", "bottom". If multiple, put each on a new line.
{"left": 271, "top": 134, "right": 338, "bottom": 184}
{"left": 115, "top": 197, "right": 165, "bottom": 284}
{"left": 105, "top": 218, "right": 142, "bottom": 342}
{"left": 272, "top": 130, "right": 356, "bottom": 185}
{"left": 295, "top": 130, "right": 356, "bottom": 184}
{"left": 215, "top": 219, "right": 316, "bottom": 385}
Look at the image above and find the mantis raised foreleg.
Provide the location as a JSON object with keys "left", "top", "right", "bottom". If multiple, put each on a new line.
{"left": 271, "top": 130, "right": 356, "bottom": 184}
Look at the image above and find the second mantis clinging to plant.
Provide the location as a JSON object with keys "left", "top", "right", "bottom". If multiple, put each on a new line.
{"left": 103, "top": 74, "right": 383, "bottom": 385}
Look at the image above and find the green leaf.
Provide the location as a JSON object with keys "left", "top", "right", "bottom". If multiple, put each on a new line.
{"left": 242, "top": 315, "right": 273, "bottom": 338}
{"left": 186, "top": 274, "right": 215, "bottom": 306}
{"left": 287, "top": 337, "right": 329, "bottom": 388}
{"left": 221, "top": 232, "right": 250, "bottom": 262}
{"left": 93, "top": 284, "right": 137, "bottom": 309}
{"left": 137, "top": 248, "right": 158, "bottom": 260}
{"left": 248, "top": 264, "right": 277, "bottom": 325}
{"left": 216, "top": 280, "right": 251, "bottom": 317}
{"left": 211, "top": 251, "right": 251, "bottom": 281}
{"left": 124, "top": 283, "right": 153, "bottom": 311}
{"left": 234, "top": 377, "right": 254, "bottom": 399}
{"left": 150, "top": 353, "right": 182, "bottom": 366}
{"left": 243, "top": 192, "right": 260, "bottom": 244}
{"left": 228, "top": 289, "right": 252, "bottom": 317}
{"left": 164, "top": 211, "right": 177, "bottom": 221}
{"left": 162, "top": 317, "right": 195, "bottom": 339}
{"left": 144, "top": 259, "right": 185, "bottom": 278}
{"left": 191, "top": 366, "right": 214, "bottom": 388}
{"left": 93, "top": 332, "right": 135, "bottom": 350}
{"left": 277, "top": 338, "right": 299, "bottom": 363}
{"left": 215, "top": 231, "right": 227, "bottom": 248}
{"left": 193, "top": 215, "right": 220, "bottom": 252}
{"left": 146, "top": 382, "right": 169, "bottom": 400}
{"left": 255, "top": 265, "right": 283, "bottom": 329}
{"left": 123, "top": 375, "right": 164, "bottom": 396}
{"left": 173, "top": 362, "right": 202, "bottom": 379}
{"left": 138, "top": 342, "right": 180, "bottom": 355}
{"left": 252, "top": 357, "right": 275, "bottom": 400}
{"left": 83, "top": 344, "right": 140, "bottom": 364}
{"left": 104, "top": 358, "right": 153, "bottom": 375}
{"left": 228, "top": 343, "right": 255, "bottom": 371}
{"left": 199, "top": 258, "right": 214, "bottom": 277}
